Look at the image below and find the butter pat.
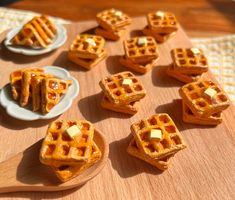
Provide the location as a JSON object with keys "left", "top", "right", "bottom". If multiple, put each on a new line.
{"left": 191, "top": 47, "right": 201, "bottom": 55}
{"left": 155, "top": 11, "right": 165, "bottom": 18}
{"left": 85, "top": 38, "right": 96, "bottom": 47}
{"left": 204, "top": 88, "right": 217, "bottom": 98}
{"left": 137, "top": 37, "right": 147, "bottom": 46}
{"left": 122, "top": 78, "right": 132, "bottom": 86}
{"left": 114, "top": 11, "right": 123, "bottom": 17}
{"left": 149, "top": 129, "right": 162, "bottom": 141}
{"left": 66, "top": 125, "right": 81, "bottom": 139}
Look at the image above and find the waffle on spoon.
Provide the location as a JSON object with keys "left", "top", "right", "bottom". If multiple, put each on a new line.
{"left": 10, "top": 15, "right": 57, "bottom": 49}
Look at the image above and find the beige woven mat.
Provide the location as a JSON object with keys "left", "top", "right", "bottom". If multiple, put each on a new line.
{"left": 0, "top": 7, "right": 234, "bottom": 103}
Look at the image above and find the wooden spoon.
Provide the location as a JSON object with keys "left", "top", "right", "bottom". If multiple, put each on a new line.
{"left": 0, "top": 129, "right": 108, "bottom": 193}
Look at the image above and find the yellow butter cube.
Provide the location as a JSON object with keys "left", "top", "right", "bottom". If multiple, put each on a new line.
{"left": 191, "top": 48, "right": 201, "bottom": 55}
{"left": 85, "top": 38, "right": 96, "bottom": 47}
{"left": 137, "top": 37, "right": 147, "bottom": 46}
{"left": 122, "top": 78, "right": 132, "bottom": 86}
{"left": 149, "top": 129, "right": 162, "bottom": 141}
{"left": 114, "top": 11, "right": 123, "bottom": 17}
{"left": 66, "top": 125, "right": 81, "bottom": 139}
{"left": 155, "top": 11, "right": 165, "bottom": 18}
{"left": 204, "top": 88, "right": 217, "bottom": 98}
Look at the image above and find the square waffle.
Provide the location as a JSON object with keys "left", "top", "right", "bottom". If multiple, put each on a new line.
{"left": 101, "top": 94, "right": 140, "bottom": 115}
{"left": 179, "top": 80, "right": 230, "bottom": 117}
{"left": 51, "top": 141, "right": 101, "bottom": 182}
{"left": 11, "top": 15, "right": 57, "bottom": 48}
{"left": 166, "top": 64, "right": 203, "bottom": 83}
{"left": 68, "top": 49, "right": 107, "bottom": 70}
{"left": 99, "top": 71, "right": 146, "bottom": 105}
{"left": 95, "top": 26, "right": 126, "bottom": 41}
{"left": 40, "top": 120, "right": 94, "bottom": 167}
{"left": 131, "top": 113, "right": 186, "bottom": 159}
{"left": 41, "top": 77, "right": 72, "bottom": 114}
{"left": 10, "top": 68, "right": 44, "bottom": 101}
{"left": 96, "top": 8, "right": 131, "bottom": 31}
{"left": 68, "top": 34, "right": 105, "bottom": 59}
{"left": 119, "top": 56, "right": 159, "bottom": 74}
{"left": 182, "top": 101, "right": 222, "bottom": 125}
{"left": 147, "top": 11, "right": 178, "bottom": 34}
{"left": 123, "top": 36, "right": 159, "bottom": 64}
{"left": 127, "top": 138, "right": 172, "bottom": 171}
{"left": 171, "top": 48, "right": 209, "bottom": 74}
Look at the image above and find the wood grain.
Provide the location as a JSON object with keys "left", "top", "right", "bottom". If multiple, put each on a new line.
{"left": 7, "top": 0, "right": 235, "bottom": 37}
{"left": 0, "top": 17, "right": 235, "bottom": 200}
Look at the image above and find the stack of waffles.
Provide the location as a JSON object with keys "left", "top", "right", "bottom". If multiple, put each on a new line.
{"left": 143, "top": 11, "right": 178, "bottom": 43}
{"left": 10, "top": 15, "right": 57, "bottom": 48}
{"left": 40, "top": 120, "right": 102, "bottom": 182}
{"left": 10, "top": 67, "right": 72, "bottom": 114}
{"left": 99, "top": 71, "right": 146, "bottom": 115}
{"left": 179, "top": 80, "right": 230, "bottom": 125}
{"left": 95, "top": 8, "right": 131, "bottom": 41}
{"left": 167, "top": 48, "right": 209, "bottom": 83}
{"left": 120, "top": 36, "right": 159, "bottom": 74}
{"left": 68, "top": 34, "right": 107, "bottom": 70}
{"left": 127, "top": 114, "right": 186, "bottom": 170}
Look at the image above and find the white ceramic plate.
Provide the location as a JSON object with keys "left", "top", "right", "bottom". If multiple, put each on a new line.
{"left": 0, "top": 66, "right": 79, "bottom": 121}
{"left": 4, "top": 24, "right": 67, "bottom": 56}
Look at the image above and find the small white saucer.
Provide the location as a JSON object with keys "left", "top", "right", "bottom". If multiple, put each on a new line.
{"left": 4, "top": 24, "right": 67, "bottom": 56}
{"left": 0, "top": 66, "right": 79, "bottom": 121}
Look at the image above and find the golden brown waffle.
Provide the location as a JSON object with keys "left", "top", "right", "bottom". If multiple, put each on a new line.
{"left": 95, "top": 26, "right": 126, "bottom": 41}
{"left": 123, "top": 36, "right": 159, "bottom": 64}
{"left": 11, "top": 15, "right": 57, "bottom": 48}
{"left": 20, "top": 71, "right": 53, "bottom": 107}
{"left": 167, "top": 64, "right": 203, "bottom": 83}
{"left": 143, "top": 26, "right": 176, "bottom": 43}
{"left": 99, "top": 71, "right": 146, "bottom": 105}
{"left": 51, "top": 141, "right": 101, "bottom": 182}
{"left": 96, "top": 8, "right": 131, "bottom": 31}
{"left": 31, "top": 76, "right": 44, "bottom": 112}
{"left": 68, "top": 49, "right": 107, "bottom": 70}
{"left": 10, "top": 68, "right": 44, "bottom": 100}
{"left": 119, "top": 56, "right": 159, "bottom": 74}
{"left": 127, "top": 138, "right": 172, "bottom": 171}
{"left": 69, "top": 34, "right": 105, "bottom": 59}
{"left": 182, "top": 101, "right": 222, "bottom": 125}
{"left": 40, "top": 120, "right": 94, "bottom": 167}
{"left": 131, "top": 114, "right": 186, "bottom": 159}
{"left": 101, "top": 94, "right": 140, "bottom": 115}
{"left": 41, "top": 77, "right": 72, "bottom": 114}
{"left": 179, "top": 80, "right": 230, "bottom": 117}
{"left": 147, "top": 11, "right": 178, "bottom": 34}
{"left": 171, "top": 48, "right": 209, "bottom": 74}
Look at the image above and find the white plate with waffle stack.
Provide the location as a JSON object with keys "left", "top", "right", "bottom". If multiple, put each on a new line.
{"left": 0, "top": 66, "right": 79, "bottom": 121}
{"left": 4, "top": 24, "right": 67, "bottom": 56}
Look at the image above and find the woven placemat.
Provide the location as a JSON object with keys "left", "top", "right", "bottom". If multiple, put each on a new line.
{"left": 0, "top": 7, "right": 234, "bottom": 103}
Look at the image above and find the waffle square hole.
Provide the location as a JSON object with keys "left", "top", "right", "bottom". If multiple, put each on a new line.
{"left": 139, "top": 120, "right": 146, "bottom": 130}
{"left": 108, "top": 83, "right": 117, "bottom": 89}
{"left": 62, "top": 145, "right": 70, "bottom": 156}
{"left": 148, "top": 117, "right": 158, "bottom": 125}
{"left": 189, "top": 59, "right": 196, "bottom": 65}
{"left": 159, "top": 114, "right": 170, "bottom": 123}
{"left": 128, "top": 50, "right": 135, "bottom": 56}
{"left": 160, "top": 139, "right": 170, "bottom": 148}
{"left": 140, "top": 131, "right": 149, "bottom": 141}
{"left": 114, "top": 90, "right": 122, "bottom": 96}
{"left": 80, "top": 135, "right": 88, "bottom": 143}
{"left": 217, "top": 94, "right": 228, "bottom": 102}
{"left": 62, "top": 133, "right": 72, "bottom": 141}
{"left": 171, "top": 135, "right": 181, "bottom": 145}
{"left": 164, "top": 125, "right": 176, "bottom": 133}
{"left": 186, "top": 85, "right": 194, "bottom": 91}
{"left": 190, "top": 92, "right": 199, "bottom": 100}
{"left": 124, "top": 87, "right": 132, "bottom": 93}
{"left": 55, "top": 122, "right": 62, "bottom": 130}
{"left": 179, "top": 59, "right": 186, "bottom": 65}
{"left": 82, "top": 123, "right": 91, "bottom": 131}
{"left": 146, "top": 143, "right": 157, "bottom": 153}
{"left": 200, "top": 60, "right": 207, "bottom": 65}
{"left": 196, "top": 100, "right": 207, "bottom": 108}
{"left": 197, "top": 82, "right": 205, "bottom": 88}
{"left": 48, "top": 92, "right": 57, "bottom": 100}
{"left": 45, "top": 144, "right": 56, "bottom": 155}
{"left": 51, "top": 132, "right": 59, "bottom": 141}
{"left": 76, "top": 147, "right": 86, "bottom": 156}
{"left": 58, "top": 165, "right": 70, "bottom": 171}
{"left": 134, "top": 84, "right": 143, "bottom": 91}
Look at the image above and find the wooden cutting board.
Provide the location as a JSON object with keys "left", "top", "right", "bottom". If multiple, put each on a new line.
{"left": 0, "top": 17, "right": 234, "bottom": 200}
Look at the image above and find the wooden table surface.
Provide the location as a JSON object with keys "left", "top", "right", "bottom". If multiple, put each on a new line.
{"left": 8, "top": 0, "right": 235, "bottom": 37}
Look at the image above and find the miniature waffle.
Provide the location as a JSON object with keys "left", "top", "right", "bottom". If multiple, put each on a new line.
{"left": 101, "top": 94, "right": 140, "bottom": 115}
{"left": 119, "top": 56, "right": 159, "bottom": 74}
{"left": 182, "top": 101, "right": 222, "bottom": 125}
{"left": 95, "top": 26, "right": 126, "bottom": 41}
{"left": 127, "top": 138, "right": 172, "bottom": 171}
{"left": 11, "top": 15, "right": 57, "bottom": 48}
{"left": 179, "top": 80, "right": 230, "bottom": 117}
{"left": 167, "top": 64, "right": 203, "bottom": 83}
{"left": 10, "top": 67, "right": 44, "bottom": 100}
{"left": 20, "top": 70, "right": 53, "bottom": 107}
{"left": 41, "top": 77, "right": 72, "bottom": 114}
{"left": 143, "top": 26, "right": 176, "bottom": 43}
{"left": 99, "top": 71, "right": 146, "bottom": 105}
{"left": 131, "top": 113, "right": 186, "bottom": 159}
{"left": 171, "top": 48, "right": 208, "bottom": 74}
{"left": 68, "top": 49, "right": 107, "bottom": 70}
{"left": 52, "top": 141, "right": 101, "bottom": 182}
{"left": 96, "top": 8, "right": 131, "bottom": 31}
{"left": 31, "top": 76, "right": 44, "bottom": 112}
{"left": 123, "top": 36, "right": 159, "bottom": 64}
{"left": 147, "top": 11, "right": 178, "bottom": 34}
{"left": 40, "top": 120, "right": 95, "bottom": 167}
{"left": 69, "top": 34, "right": 105, "bottom": 59}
